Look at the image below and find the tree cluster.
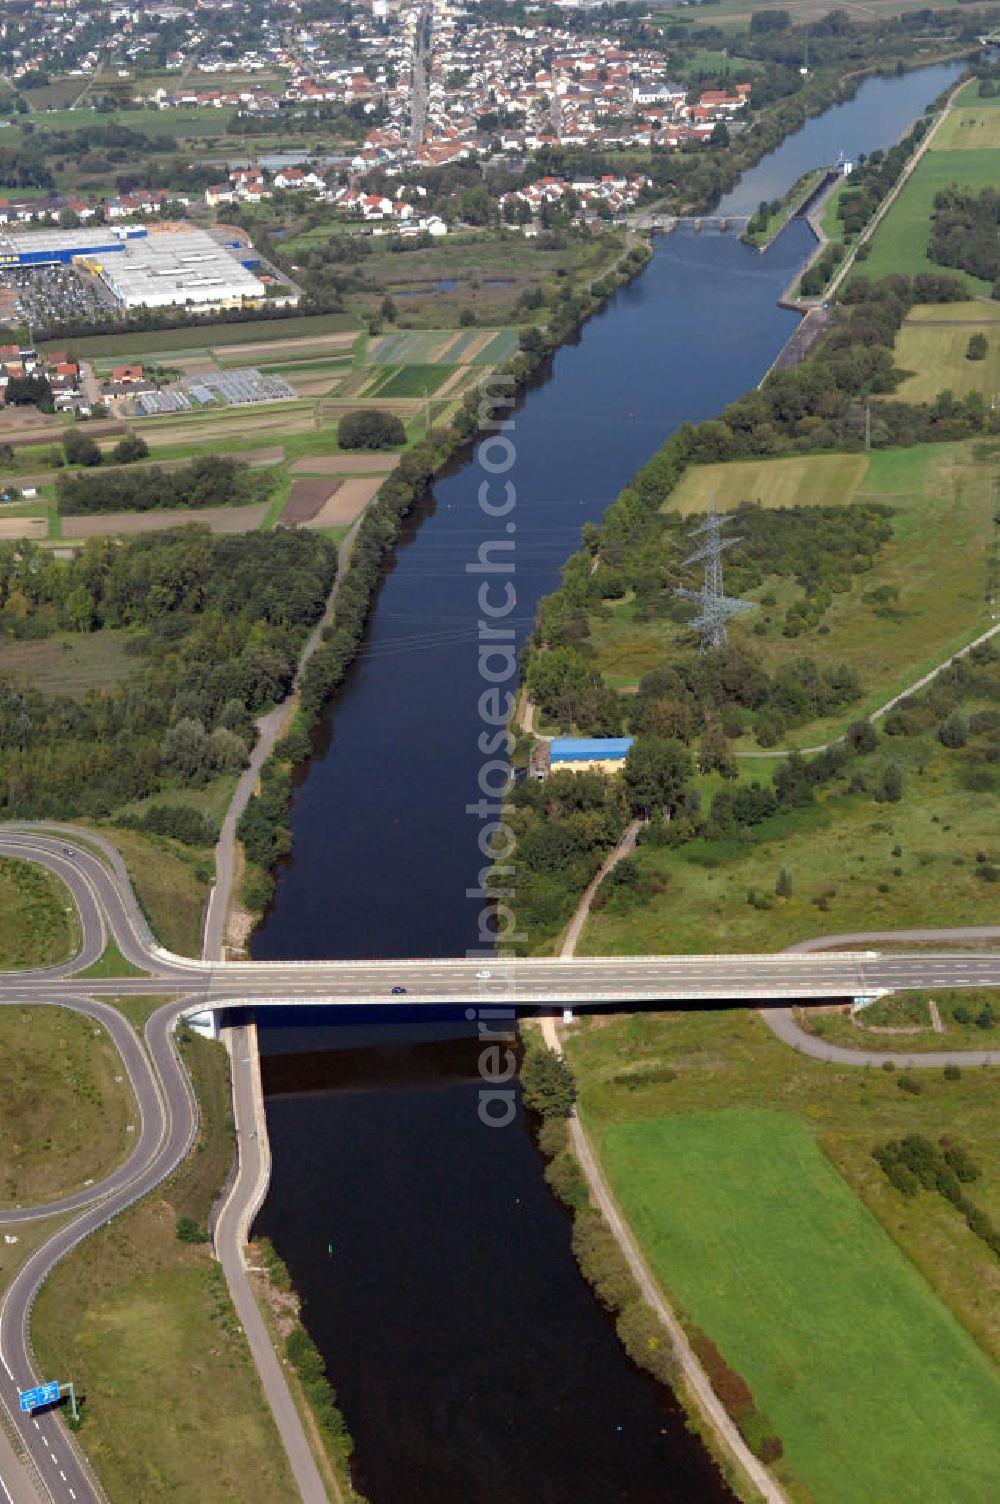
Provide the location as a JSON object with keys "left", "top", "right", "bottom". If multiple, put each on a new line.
{"left": 873, "top": 1134, "right": 1000, "bottom": 1260}
{"left": 337, "top": 408, "right": 406, "bottom": 450}
{"left": 928, "top": 186, "right": 1000, "bottom": 291}
{"left": 57, "top": 454, "right": 265, "bottom": 515}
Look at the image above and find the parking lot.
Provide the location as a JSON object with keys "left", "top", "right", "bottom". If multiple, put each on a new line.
{"left": 0, "top": 263, "right": 117, "bottom": 333}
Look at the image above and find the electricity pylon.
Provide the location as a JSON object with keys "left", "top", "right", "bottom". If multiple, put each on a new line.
{"left": 675, "top": 499, "right": 755, "bottom": 653}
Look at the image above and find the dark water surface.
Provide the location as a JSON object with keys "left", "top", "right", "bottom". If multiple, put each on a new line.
{"left": 255, "top": 60, "right": 964, "bottom": 1504}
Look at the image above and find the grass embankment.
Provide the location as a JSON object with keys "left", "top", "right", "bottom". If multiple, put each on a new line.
{"left": 567, "top": 1008, "right": 1000, "bottom": 1504}
{"left": 0, "top": 856, "right": 79, "bottom": 968}
{"left": 892, "top": 303, "right": 1000, "bottom": 402}
{"left": 0, "top": 1006, "right": 136, "bottom": 1206}
{"left": 88, "top": 825, "right": 211, "bottom": 957}
{"left": 33, "top": 1026, "right": 298, "bottom": 1503}
{"left": 591, "top": 442, "right": 993, "bottom": 734}
{"left": 76, "top": 940, "right": 150, "bottom": 980}
{"left": 802, "top": 988, "right": 999, "bottom": 1053}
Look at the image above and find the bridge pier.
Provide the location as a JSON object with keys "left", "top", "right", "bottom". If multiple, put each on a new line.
{"left": 187, "top": 1008, "right": 221, "bottom": 1039}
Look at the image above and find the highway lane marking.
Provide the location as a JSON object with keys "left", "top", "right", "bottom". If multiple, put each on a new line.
{"left": 59, "top": 1470, "right": 66, "bottom": 1481}
{"left": 0, "top": 1467, "right": 13, "bottom": 1504}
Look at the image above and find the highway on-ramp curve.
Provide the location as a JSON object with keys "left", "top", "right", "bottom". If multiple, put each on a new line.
{"left": 0, "top": 986, "right": 200, "bottom": 1504}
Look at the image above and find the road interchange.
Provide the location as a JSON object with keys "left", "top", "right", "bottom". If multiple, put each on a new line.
{"left": 0, "top": 823, "right": 998, "bottom": 1504}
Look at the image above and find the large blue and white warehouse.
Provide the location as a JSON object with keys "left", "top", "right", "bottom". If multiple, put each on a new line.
{"left": 0, "top": 225, "right": 267, "bottom": 311}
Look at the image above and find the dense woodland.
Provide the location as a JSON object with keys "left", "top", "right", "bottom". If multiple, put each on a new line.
{"left": 0, "top": 529, "right": 336, "bottom": 818}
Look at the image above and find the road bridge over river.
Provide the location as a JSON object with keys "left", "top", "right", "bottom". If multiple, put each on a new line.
{"left": 1, "top": 823, "right": 999, "bottom": 1504}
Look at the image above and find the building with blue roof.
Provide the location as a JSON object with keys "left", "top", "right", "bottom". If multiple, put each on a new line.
{"left": 545, "top": 737, "right": 634, "bottom": 775}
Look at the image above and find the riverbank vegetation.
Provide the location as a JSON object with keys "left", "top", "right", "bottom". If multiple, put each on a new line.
{"left": 247, "top": 1238, "right": 363, "bottom": 1503}
{"left": 565, "top": 1008, "right": 1000, "bottom": 1504}
{"left": 742, "top": 167, "right": 827, "bottom": 250}
{"left": 0, "top": 1004, "right": 135, "bottom": 1206}
{"left": 32, "top": 1025, "right": 300, "bottom": 1503}
{"left": 0, "top": 855, "right": 78, "bottom": 968}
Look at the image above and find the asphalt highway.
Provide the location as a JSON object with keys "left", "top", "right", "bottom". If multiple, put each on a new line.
{"left": 1, "top": 824, "right": 999, "bottom": 1504}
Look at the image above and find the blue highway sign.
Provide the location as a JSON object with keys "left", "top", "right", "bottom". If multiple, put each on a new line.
{"left": 19, "top": 1381, "right": 59, "bottom": 1413}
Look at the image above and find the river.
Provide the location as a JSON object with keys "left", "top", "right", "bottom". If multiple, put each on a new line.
{"left": 253, "top": 60, "right": 964, "bottom": 1504}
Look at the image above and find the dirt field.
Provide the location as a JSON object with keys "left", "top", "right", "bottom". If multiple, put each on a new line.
{"left": 0, "top": 413, "right": 128, "bottom": 449}
{"left": 290, "top": 454, "right": 401, "bottom": 475}
{"left": 303, "top": 476, "right": 383, "bottom": 529}
{"left": 434, "top": 367, "right": 471, "bottom": 400}
{"left": 281, "top": 478, "right": 341, "bottom": 526}
{"left": 62, "top": 503, "right": 268, "bottom": 537}
{"left": 0, "top": 516, "right": 46, "bottom": 539}
{"left": 212, "top": 332, "right": 356, "bottom": 362}
{"left": 288, "top": 375, "right": 344, "bottom": 398}
{"left": 139, "top": 406, "right": 314, "bottom": 447}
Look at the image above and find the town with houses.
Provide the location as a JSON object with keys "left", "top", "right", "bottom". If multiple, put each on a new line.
{"left": 0, "top": 0, "right": 750, "bottom": 240}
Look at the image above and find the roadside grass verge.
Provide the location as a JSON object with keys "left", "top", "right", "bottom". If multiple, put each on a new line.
{"left": 0, "top": 1216, "right": 68, "bottom": 1304}
{"left": 100, "top": 995, "right": 175, "bottom": 1033}
{"left": 0, "top": 857, "right": 79, "bottom": 968}
{"left": 0, "top": 1004, "right": 135, "bottom": 1206}
{"left": 31, "top": 1030, "right": 297, "bottom": 1504}
{"left": 596, "top": 1106, "right": 1000, "bottom": 1504}
{"left": 76, "top": 940, "right": 149, "bottom": 981}
{"left": 91, "top": 825, "right": 211, "bottom": 957}
{"left": 801, "top": 988, "right": 999, "bottom": 1053}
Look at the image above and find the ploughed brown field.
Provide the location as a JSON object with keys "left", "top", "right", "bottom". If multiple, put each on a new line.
{"left": 281, "top": 475, "right": 384, "bottom": 529}
{"left": 63, "top": 503, "right": 268, "bottom": 537}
